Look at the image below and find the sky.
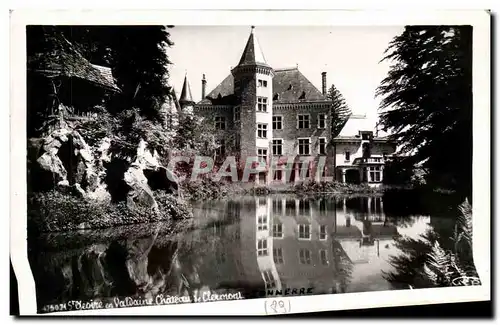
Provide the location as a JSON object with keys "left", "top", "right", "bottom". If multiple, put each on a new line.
{"left": 167, "top": 25, "right": 404, "bottom": 127}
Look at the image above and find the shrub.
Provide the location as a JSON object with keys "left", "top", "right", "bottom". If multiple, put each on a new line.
{"left": 179, "top": 177, "right": 231, "bottom": 201}
{"left": 28, "top": 190, "right": 192, "bottom": 232}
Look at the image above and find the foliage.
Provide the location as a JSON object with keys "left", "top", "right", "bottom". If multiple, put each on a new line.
{"left": 74, "top": 110, "right": 115, "bottom": 147}
{"left": 376, "top": 26, "right": 472, "bottom": 198}
{"left": 179, "top": 178, "right": 231, "bottom": 201}
{"left": 326, "top": 84, "right": 352, "bottom": 137}
{"left": 294, "top": 180, "right": 379, "bottom": 195}
{"left": 55, "top": 25, "right": 175, "bottom": 121}
{"left": 423, "top": 199, "right": 478, "bottom": 286}
{"left": 384, "top": 199, "right": 480, "bottom": 288}
{"left": 28, "top": 190, "right": 192, "bottom": 232}
{"left": 109, "top": 108, "right": 175, "bottom": 158}
{"left": 172, "top": 111, "right": 218, "bottom": 156}
{"left": 27, "top": 25, "right": 176, "bottom": 160}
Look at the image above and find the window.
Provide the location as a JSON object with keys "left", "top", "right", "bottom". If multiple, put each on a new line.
{"left": 319, "top": 225, "right": 327, "bottom": 240}
{"left": 273, "top": 223, "right": 283, "bottom": 238}
{"left": 258, "top": 79, "right": 268, "bottom": 88}
{"left": 285, "top": 200, "right": 296, "bottom": 216}
{"left": 272, "top": 199, "right": 283, "bottom": 215}
{"left": 298, "top": 200, "right": 310, "bottom": 215}
{"left": 235, "top": 134, "right": 241, "bottom": 149}
{"left": 345, "top": 151, "right": 350, "bottom": 161}
{"left": 298, "top": 138, "right": 311, "bottom": 155}
{"left": 299, "top": 249, "right": 311, "bottom": 264}
{"left": 319, "top": 249, "right": 329, "bottom": 266}
{"left": 257, "top": 97, "right": 268, "bottom": 112}
{"left": 369, "top": 166, "right": 382, "bottom": 182}
{"left": 319, "top": 199, "right": 327, "bottom": 214}
{"left": 272, "top": 116, "right": 283, "bottom": 130}
{"left": 273, "top": 248, "right": 284, "bottom": 264}
{"left": 318, "top": 113, "right": 326, "bottom": 129}
{"left": 257, "top": 123, "right": 268, "bottom": 138}
{"left": 234, "top": 106, "right": 240, "bottom": 122}
{"left": 362, "top": 132, "right": 371, "bottom": 140}
{"left": 215, "top": 140, "right": 225, "bottom": 156}
{"left": 257, "top": 239, "right": 268, "bottom": 256}
{"left": 262, "top": 270, "right": 276, "bottom": 288}
{"left": 297, "top": 114, "right": 310, "bottom": 129}
{"left": 259, "top": 197, "right": 267, "bottom": 206}
{"left": 257, "top": 148, "right": 268, "bottom": 163}
{"left": 257, "top": 214, "right": 267, "bottom": 231}
{"left": 273, "top": 170, "right": 283, "bottom": 181}
{"left": 298, "top": 224, "right": 311, "bottom": 239}
{"left": 215, "top": 116, "right": 226, "bottom": 130}
{"left": 318, "top": 137, "right": 327, "bottom": 155}
{"left": 272, "top": 139, "right": 283, "bottom": 156}
{"left": 298, "top": 162, "right": 310, "bottom": 178}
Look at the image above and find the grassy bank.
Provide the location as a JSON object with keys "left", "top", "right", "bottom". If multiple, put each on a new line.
{"left": 179, "top": 178, "right": 407, "bottom": 201}
{"left": 28, "top": 219, "right": 194, "bottom": 251}
{"left": 28, "top": 190, "right": 193, "bottom": 233}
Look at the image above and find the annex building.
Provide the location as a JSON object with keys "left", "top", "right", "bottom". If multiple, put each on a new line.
{"left": 174, "top": 27, "right": 396, "bottom": 186}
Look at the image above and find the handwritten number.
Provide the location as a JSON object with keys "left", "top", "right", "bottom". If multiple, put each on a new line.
{"left": 265, "top": 299, "right": 290, "bottom": 315}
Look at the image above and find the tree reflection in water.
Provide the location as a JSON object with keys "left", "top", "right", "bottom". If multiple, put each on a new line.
{"left": 384, "top": 199, "right": 480, "bottom": 289}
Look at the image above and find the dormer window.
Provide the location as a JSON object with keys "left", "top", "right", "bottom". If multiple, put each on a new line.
{"left": 273, "top": 93, "right": 279, "bottom": 100}
{"left": 361, "top": 131, "right": 373, "bottom": 140}
{"left": 287, "top": 84, "right": 293, "bottom": 90}
{"left": 299, "top": 91, "right": 306, "bottom": 100}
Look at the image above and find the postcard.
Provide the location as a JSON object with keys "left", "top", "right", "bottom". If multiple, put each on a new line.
{"left": 10, "top": 9, "right": 491, "bottom": 316}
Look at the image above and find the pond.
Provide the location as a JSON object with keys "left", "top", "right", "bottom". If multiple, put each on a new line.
{"left": 28, "top": 192, "right": 460, "bottom": 313}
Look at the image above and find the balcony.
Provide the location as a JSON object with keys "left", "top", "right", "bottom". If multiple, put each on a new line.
{"left": 352, "top": 157, "right": 384, "bottom": 165}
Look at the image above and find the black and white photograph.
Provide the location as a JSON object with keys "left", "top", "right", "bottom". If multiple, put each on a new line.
{"left": 10, "top": 9, "right": 491, "bottom": 316}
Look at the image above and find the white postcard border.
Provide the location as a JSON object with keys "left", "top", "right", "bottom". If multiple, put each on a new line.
{"left": 9, "top": 9, "right": 491, "bottom": 316}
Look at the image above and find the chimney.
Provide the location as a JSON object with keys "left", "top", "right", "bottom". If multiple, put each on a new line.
{"left": 321, "top": 72, "right": 327, "bottom": 95}
{"left": 202, "top": 74, "right": 207, "bottom": 99}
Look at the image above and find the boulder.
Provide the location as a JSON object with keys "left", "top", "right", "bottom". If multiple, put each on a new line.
{"left": 124, "top": 164, "right": 158, "bottom": 210}
{"left": 123, "top": 140, "right": 178, "bottom": 210}
{"left": 30, "top": 127, "right": 109, "bottom": 200}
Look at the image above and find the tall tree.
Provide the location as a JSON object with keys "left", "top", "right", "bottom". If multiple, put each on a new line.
{"left": 327, "top": 84, "right": 352, "bottom": 138}
{"left": 376, "top": 26, "right": 472, "bottom": 198}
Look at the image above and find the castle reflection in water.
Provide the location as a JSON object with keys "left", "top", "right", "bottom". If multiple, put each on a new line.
{"left": 29, "top": 194, "right": 435, "bottom": 312}
{"left": 190, "top": 195, "right": 431, "bottom": 297}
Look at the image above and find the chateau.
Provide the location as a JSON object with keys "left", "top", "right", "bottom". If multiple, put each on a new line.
{"left": 175, "top": 27, "right": 396, "bottom": 186}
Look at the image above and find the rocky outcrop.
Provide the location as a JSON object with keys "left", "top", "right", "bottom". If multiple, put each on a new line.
{"left": 29, "top": 124, "right": 179, "bottom": 213}
{"left": 29, "top": 127, "right": 111, "bottom": 200}
{"left": 124, "top": 140, "right": 178, "bottom": 210}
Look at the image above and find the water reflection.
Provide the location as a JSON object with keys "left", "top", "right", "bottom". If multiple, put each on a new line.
{"left": 28, "top": 194, "right": 451, "bottom": 313}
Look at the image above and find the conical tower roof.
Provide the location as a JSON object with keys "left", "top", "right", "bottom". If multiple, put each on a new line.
{"left": 179, "top": 73, "right": 194, "bottom": 104}
{"left": 237, "top": 26, "right": 269, "bottom": 67}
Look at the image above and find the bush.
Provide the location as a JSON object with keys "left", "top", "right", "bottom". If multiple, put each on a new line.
{"left": 294, "top": 180, "right": 379, "bottom": 194}
{"left": 28, "top": 190, "right": 192, "bottom": 232}
{"left": 179, "top": 177, "right": 231, "bottom": 201}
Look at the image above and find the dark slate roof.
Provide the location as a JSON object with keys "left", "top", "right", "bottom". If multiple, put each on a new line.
{"left": 273, "top": 68, "right": 327, "bottom": 103}
{"left": 199, "top": 67, "right": 328, "bottom": 105}
{"left": 237, "top": 27, "right": 269, "bottom": 67}
{"left": 179, "top": 74, "right": 194, "bottom": 104}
